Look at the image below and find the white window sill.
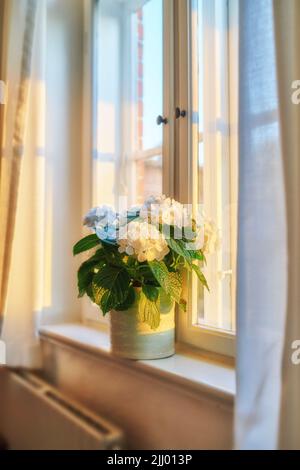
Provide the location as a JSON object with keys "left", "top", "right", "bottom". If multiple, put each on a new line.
{"left": 39, "top": 323, "right": 235, "bottom": 403}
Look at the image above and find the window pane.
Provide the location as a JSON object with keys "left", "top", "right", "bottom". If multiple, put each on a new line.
{"left": 94, "top": 0, "right": 163, "bottom": 208}
{"left": 192, "top": 0, "right": 235, "bottom": 332}
{"left": 135, "top": 155, "right": 162, "bottom": 204}
{"left": 136, "top": 0, "right": 163, "bottom": 151}
{"left": 131, "top": 0, "right": 163, "bottom": 204}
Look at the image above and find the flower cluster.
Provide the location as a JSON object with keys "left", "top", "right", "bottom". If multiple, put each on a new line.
{"left": 74, "top": 195, "right": 219, "bottom": 327}
{"left": 83, "top": 205, "right": 118, "bottom": 241}
{"left": 118, "top": 220, "right": 169, "bottom": 262}
{"left": 82, "top": 195, "right": 219, "bottom": 261}
{"left": 140, "top": 195, "right": 192, "bottom": 228}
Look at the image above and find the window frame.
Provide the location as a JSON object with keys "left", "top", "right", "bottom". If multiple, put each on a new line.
{"left": 175, "top": 0, "right": 238, "bottom": 357}
{"left": 82, "top": 0, "right": 238, "bottom": 357}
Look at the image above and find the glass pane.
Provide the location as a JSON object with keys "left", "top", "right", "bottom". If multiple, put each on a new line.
{"left": 94, "top": 0, "right": 163, "bottom": 209}
{"left": 192, "top": 0, "right": 235, "bottom": 332}
{"left": 131, "top": 0, "right": 163, "bottom": 204}
{"left": 137, "top": 0, "right": 163, "bottom": 151}
{"left": 192, "top": 0, "right": 205, "bottom": 324}
{"left": 135, "top": 155, "right": 162, "bottom": 204}
{"left": 94, "top": 0, "right": 120, "bottom": 207}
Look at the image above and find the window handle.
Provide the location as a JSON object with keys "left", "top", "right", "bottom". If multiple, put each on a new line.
{"left": 175, "top": 107, "right": 186, "bottom": 119}
{"left": 218, "top": 269, "right": 233, "bottom": 281}
{"left": 156, "top": 115, "right": 168, "bottom": 125}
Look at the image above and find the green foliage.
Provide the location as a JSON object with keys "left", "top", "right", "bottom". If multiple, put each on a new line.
{"left": 77, "top": 249, "right": 105, "bottom": 297}
{"left": 189, "top": 249, "right": 206, "bottom": 262}
{"left": 92, "top": 284, "right": 107, "bottom": 307}
{"left": 142, "top": 285, "right": 159, "bottom": 302}
{"left": 115, "top": 287, "right": 136, "bottom": 311}
{"left": 166, "top": 238, "right": 193, "bottom": 263}
{"left": 138, "top": 290, "right": 161, "bottom": 330}
{"left": 73, "top": 216, "right": 210, "bottom": 329}
{"left": 179, "top": 298, "right": 187, "bottom": 312}
{"left": 191, "top": 263, "right": 209, "bottom": 291}
{"left": 92, "top": 266, "right": 131, "bottom": 314}
{"left": 73, "top": 234, "right": 101, "bottom": 255}
{"left": 148, "top": 260, "right": 182, "bottom": 304}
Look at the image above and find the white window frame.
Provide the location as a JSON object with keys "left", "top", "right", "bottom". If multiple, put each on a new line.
{"left": 81, "top": 0, "right": 238, "bottom": 357}
{"left": 176, "top": 0, "right": 238, "bottom": 357}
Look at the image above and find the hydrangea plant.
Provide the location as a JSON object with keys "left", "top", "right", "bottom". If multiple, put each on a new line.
{"left": 73, "top": 196, "right": 218, "bottom": 329}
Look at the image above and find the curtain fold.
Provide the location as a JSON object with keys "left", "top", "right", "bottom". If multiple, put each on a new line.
{"left": 0, "top": 0, "right": 45, "bottom": 367}
{"left": 235, "top": 0, "right": 287, "bottom": 449}
{"left": 0, "top": 0, "right": 38, "bottom": 326}
{"left": 273, "top": 0, "right": 300, "bottom": 450}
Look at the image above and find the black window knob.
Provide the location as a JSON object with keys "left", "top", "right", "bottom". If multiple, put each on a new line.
{"left": 156, "top": 115, "right": 168, "bottom": 125}
{"left": 175, "top": 107, "right": 186, "bottom": 119}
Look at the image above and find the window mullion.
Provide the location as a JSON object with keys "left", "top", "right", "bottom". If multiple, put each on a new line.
{"left": 162, "top": 0, "right": 175, "bottom": 198}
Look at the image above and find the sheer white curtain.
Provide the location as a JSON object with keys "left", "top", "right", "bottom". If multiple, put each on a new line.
{"left": 235, "top": 0, "right": 287, "bottom": 449}
{"left": 1, "top": 0, "right": 84, "bottom": 368}
{"left": 0, "top": 0, "right": 46, "bottom": 367}
{"left": 273, "top": 0, "right": 300, "bottom": 450}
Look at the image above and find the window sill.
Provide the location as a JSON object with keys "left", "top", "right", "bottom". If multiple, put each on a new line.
{"left": 39, "top": 323, "right": 235, "bottom": 404}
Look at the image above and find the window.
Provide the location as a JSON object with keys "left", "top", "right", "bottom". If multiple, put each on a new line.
{"left": 90, "top": 0, "right": 164, "bottom": 208}
{"left": 82, "top": 0, "right": 238, "bottom": 356}
{"left": 175, "top": 0, "right": 238, "bottom": 356}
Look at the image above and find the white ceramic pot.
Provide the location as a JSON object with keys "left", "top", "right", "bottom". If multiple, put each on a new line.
{"left": 110, "top": 288, "right": 175, "bottom": 360}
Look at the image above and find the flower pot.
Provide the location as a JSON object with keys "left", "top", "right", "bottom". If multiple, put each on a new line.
{"left": 110, "top": 288, "right": 175, "bottom": 360}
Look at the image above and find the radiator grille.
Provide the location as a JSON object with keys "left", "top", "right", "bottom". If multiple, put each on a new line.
{"left": 0, "top": 370, "right": 124, "bottom": 450}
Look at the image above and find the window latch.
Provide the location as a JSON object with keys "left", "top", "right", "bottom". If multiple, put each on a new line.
{"left": 156, "top": 115, "right": 168, "bottom": 125}
{"left": 175, "top": 107, "right": 186, "bottom": 119}
{"left": 218, "top": 269, "right": 233, "bottom": 281}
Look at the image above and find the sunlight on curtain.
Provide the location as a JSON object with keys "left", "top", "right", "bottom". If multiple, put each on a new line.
{"left": 235, "top": 0, "right": 287, "bottom": 450}
{"left": 0, "top": 0, "right": 44, "bottom": 367}
{"left": 273, "top": 0, "right": 300, "bottom": 450}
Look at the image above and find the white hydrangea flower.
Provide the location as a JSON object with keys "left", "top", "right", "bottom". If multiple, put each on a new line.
{"left": 202, "top": 220, "right": 221, "bottom": 254}
{"left": 140, "top": 195, "right": 192, "bottom": 229}
{"left": 95, "top": 222, "right": 118, "bottom": 241}
{"left": 83, "top": 205, "right": 118, "bottom": 241}
{"left": 189, "top": 227, "right": 205, "bottom": 250}
{"left": 118, "top": 205, "right": 141, "bottom": 227}
{"left": 83, "top": 205, "right": 117, "bottom": 229}
{"left": 118, "top": 220, "right": 170, "bottom": 262}
{"left": 184, "top": 209, "right": 220, "bottom": 253}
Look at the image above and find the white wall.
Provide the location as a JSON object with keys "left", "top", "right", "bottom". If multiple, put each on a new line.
{"left": 43, "top": 0, "right": 84, "bottom": 324}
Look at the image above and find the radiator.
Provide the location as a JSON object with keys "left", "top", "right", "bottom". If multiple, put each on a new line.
{"left": 0, "top": 370, "right": 124, "bottom": 450}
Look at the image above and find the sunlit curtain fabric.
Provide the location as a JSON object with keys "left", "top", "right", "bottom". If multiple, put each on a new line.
{"left": 235, "top": 0, "right": 287, "bottom": 449}
{"left": 273, "top": 0, "right": 300, "bottom": 450}
{"left": 0, "top": 0, "right": 45, "bottom": 367}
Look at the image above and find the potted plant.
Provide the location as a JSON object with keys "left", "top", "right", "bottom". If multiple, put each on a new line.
{"left": 73, "top": 196, "right": 217, "bottom": 360}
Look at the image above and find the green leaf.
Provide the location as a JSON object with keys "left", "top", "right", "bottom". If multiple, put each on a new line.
{"left": 77, "top": 249, "right": 106, "bottom": 297}
{"left": 92, "top": 265, "right": 131, "bottom": 313}
{"left": 191, "top": 263, "right": 209, "bottom": 291}
{"left": 182, "top": 226, "right": 197, "bottom": 241}
{"left": 179, "top": 298, "right": 187, "bottom": 312}
{"left": 92, "top": 284, "right": 107, "bottom": 306}
{"left": 142, "top": 285, "right": 159, "bottom": 302}
{"left": 166, "top": 238, "right": 193, "bottom": 263}
{"left": 77, "top": 260, "right": 97, "bottom": 297}
{"left": 138, "top": 290, "right": 160, "bottom": 330}
{"left": 100, "top": 290, "right": 117, "bottom": 314}
{"left": 159, "top": 289, "right": 174, "bottom": 313}
{"left": 148, "top": 260, "right": 182, "bottom": 304}
{"left": 91, "top": 283, "right": 117, "bottom": 315}
{"left": 189, "top": 249, "right": 205, "bottom": 262}
{"left": 115, "top": 286, "right": 136, "bottom": 311}
{"left": 86, "top": 283, "right": 95, "bottom": 303}
{"left": 73, "top": 234, "right": 101, "bottom": 256}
